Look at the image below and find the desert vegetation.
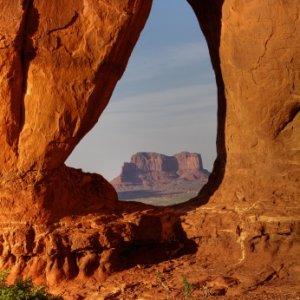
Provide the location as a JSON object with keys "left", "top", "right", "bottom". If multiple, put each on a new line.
{"left": 0, "top": 269, "right": 62, "bottom": 300}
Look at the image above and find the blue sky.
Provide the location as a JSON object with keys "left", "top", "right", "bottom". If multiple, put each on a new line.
{"left": 67, "top": 0, "right": 217, "bottom": 180}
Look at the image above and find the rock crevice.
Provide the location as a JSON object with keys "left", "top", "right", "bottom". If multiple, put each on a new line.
{"left": 0, "top": 0, "right": 299, "bottom": 297}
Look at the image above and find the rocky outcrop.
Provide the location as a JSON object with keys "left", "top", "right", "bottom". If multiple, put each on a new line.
{"left": 112, "top": 152, "right": 209, "bottom": 186}
{"left": 0, "top": 203, "right": 188, "bottom": 287}
{"left": 183, "top": 0, "right": 300, "bottom": 296}
{"left": 111, "top": 152, "right": 210, "bottom": 205}
{"left": 175, "top": 152, "right": 209, "bottom": 180}
{"left": 0, "top": 0, "right": 152, "bottom": 222}
{"left": 189, "top": 0, "right": 300, "bottom": 210}
{"left": 0, "top": 0, "right": 176, "bottom": 288}
{"left": 0, "top": 2, "right": 193, "bottom": 292}
{"left": 0, "top": 0, "right": 299, "bottom": 298}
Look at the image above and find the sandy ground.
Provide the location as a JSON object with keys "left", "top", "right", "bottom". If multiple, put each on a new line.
{"left": 50, "top": 253, "right": 300, "bottom": 300}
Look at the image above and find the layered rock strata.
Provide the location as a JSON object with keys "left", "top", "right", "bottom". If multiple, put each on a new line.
{"left": 112, "top": 152, "right": 209, "bottom": 186}
{"left": 0, "top": 0, "right": 299, "bottom": 297}
{"left": 0, "top": 203, "right": 189, "bottom": 287}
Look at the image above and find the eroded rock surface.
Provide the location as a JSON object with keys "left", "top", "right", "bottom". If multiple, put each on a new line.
{"left": 0, "top": 203, "right": 189, "bottom": 287}
{"left": 183, "top": 0, "right": 300, "bottom": 296}
{"left": 0, "top": 0, "right": 299, "bottom": 298}
{"left": 112, "top": 152, "right": 209, "bottom": 205}
{"left": 0, "top": 0, "right": 152, "bottom": 222}
{"left": 0, "top": 0, "right": 152, "bottom": 174}
{"left": 112, "top": 152, "right": 209, "bottom": 186}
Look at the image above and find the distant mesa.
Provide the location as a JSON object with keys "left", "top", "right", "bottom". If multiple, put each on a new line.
{"left": 111, "top": 152, "right": 210, "bottom": 204}
{"left": 111, "top": 151, "right": 210, "bottom": 186}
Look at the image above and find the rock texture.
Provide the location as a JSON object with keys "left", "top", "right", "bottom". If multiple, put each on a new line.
{"left": 0, "top": 0, "right": 178, "bottom": 289}
{"left": 182, "top": 0, "right": 300, "bottom": 296}
{"left": 189, "top": 0, "right": 300, "bottom": 211}
{"left": 0, "top": 0, "right": 152, "bottom": 222}
{"left": 0, "top": 0, "right": 299, "bottom": 298}
{"left": 111, "top": 152, "right": 209, "bottom": 206}
{"left": 0, "top": 203, "right": 189, "bottom": 288}
{"left": 112, "top": 152, "right": 209, "bottom": 186}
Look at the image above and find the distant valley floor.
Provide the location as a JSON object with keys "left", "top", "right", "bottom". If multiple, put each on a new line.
{"left": 112, "top": 152, "right": 209, "bottom": 205}
{"left": 116, "top": 179, "right": 207, "bottom": 206}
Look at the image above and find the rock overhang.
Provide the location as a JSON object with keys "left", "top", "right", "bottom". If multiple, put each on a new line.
{"left": 0, "top": 0, "right": 299, "bottom": 296}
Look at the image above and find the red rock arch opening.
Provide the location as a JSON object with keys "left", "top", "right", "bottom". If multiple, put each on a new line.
{"left": 0, "top": 0, "right": 299, "bottom": 297}
{"left": 67, "top": 0, "right": 218, "bottom": 207}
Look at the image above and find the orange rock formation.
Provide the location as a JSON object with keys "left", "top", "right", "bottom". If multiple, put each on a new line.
{"left": 111, "top": 152, "right": 209, "bottom": 186}
{"left": 0, "top": 0, "right": 299, "bottom": 298}
{"left": 0, "top": 0, "right": 152, "bottom": 222}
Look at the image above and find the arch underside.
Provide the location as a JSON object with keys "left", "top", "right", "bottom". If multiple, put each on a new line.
{"left": 0, "top": 0, "right": 299, "bottom": 296}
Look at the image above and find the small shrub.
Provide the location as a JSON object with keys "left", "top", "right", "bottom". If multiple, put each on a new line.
{"left": 0, "top": 269, "right": 63, "bottom": 300}
{"left": 182, "top": 275, "right": 196, "bottom": 298}
{"left": 0, "top": 269, "right": 9, "bottom": 286}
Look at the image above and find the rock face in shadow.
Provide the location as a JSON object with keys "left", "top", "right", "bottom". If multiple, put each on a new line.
{"left": 0, "top": 0, "right": 299, "bottom": 297}
{"left": 112, "top": 152, "right": 209, "bottom": 186}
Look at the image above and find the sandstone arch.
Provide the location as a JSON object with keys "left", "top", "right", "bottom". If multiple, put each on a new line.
{"left": 0, "top": 0, "right": 299, "bottom": 297}
{"left": 0, "top": 0, "right": 152, "bottom": 222}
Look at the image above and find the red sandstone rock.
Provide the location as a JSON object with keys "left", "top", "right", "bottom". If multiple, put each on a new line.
{"left": 0, "top": 0, "right": 152, "bottom": 221}
{"left": 111, "top": 152, "right": 209, "bottom": 205}
{"left": 183, "top": 0, "right": 300, "bottom": 297}
{"left": 0, "top": 0, "right": 299, "bottom": 298}
{"left": 175, "top": 152, "right": 208, "bottom": 180}
{"left": 112, "top": 152, "right": 209, "bottom": 186}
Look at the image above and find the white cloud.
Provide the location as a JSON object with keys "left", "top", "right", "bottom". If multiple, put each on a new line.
{"left": 67, "top": 37, "right": 217, "bottom": 180}
{"left": 106, "top": 83, "right": 216, "bottom": 115}
{"left": 122, "top": 41, "right": 211, "bottom": 84}
{"left": 67, "top": 81, "right": 217, "bottom": 180}
{"left": 84, "top": 82, "right": 218, "bottom": 179}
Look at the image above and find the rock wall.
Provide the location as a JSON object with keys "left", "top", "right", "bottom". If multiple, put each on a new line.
{"left": 1, "top": 0, "right": 187, "bottom": 287}
{"left": 0, "top": 0, "right": 299, "bottom": 296}
{"left": 185, "top": 0, "right": 300, "bottom": 289}
{"left": 190, "top": 0, "right": 300, "bottom": 211}
{"left": 0, "top": 0, "right": 152, "bottom": 222}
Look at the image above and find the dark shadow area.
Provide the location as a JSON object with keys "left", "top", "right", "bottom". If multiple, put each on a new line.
{"left": 117, "top": 239, "right": 197, "bottom": 270}
{"left": 106, "top": 218, "right": 198, "bottom": 272}
{"left": 176, "top": 0, "right": 227, "bottom": 209}
{"left": 19, "top": 0, "right": 39, "bottom": 130}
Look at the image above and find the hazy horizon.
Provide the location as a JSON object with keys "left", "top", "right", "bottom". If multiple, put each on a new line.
{"left": 67, "top": 0, "right": 217, "bottom": 181}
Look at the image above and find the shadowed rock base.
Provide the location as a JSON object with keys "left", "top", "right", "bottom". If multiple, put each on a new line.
{"left": 0, "top": 0, "right": 299, "bottom": 298}
{"left": 0, "top": 166, "right": 118, "bottom": 223}
{"left": 0, "top": 165, "right": 196, "bottom": 287}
